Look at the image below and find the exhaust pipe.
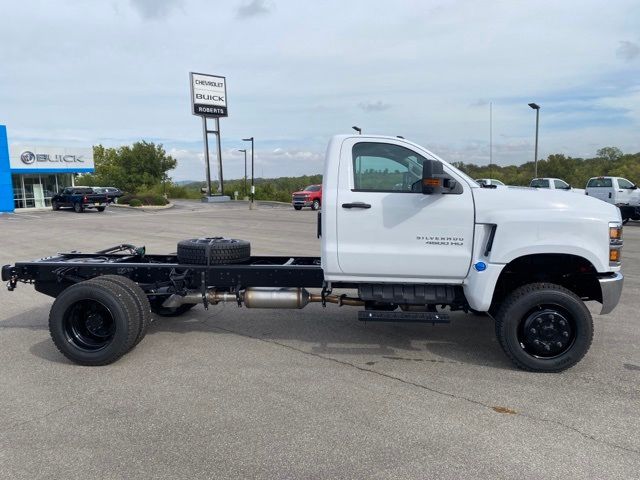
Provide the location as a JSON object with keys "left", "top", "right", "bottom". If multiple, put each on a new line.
{"left": 162, "top": 287, "right": 363, "bottom": 309}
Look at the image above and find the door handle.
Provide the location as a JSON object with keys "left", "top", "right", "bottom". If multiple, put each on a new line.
{"left": 342, "top": 202, "right": 371, "bottom": 209}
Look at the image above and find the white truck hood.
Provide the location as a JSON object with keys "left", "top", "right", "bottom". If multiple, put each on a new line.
{"left": 472, "top": 186, "right": 621, "bottom": 272}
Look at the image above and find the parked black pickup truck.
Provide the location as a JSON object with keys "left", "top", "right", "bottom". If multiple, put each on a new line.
{"left": 51, "top": 187, "right": 109, "bottom": 213}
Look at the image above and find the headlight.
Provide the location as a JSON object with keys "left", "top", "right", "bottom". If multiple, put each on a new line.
{"left": 609, "top": 222, "right": 623, "bottom": 266}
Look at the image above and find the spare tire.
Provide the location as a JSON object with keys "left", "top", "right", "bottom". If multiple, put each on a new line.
{"left": 177, "top": 237, "right": 250, "bottom": 265}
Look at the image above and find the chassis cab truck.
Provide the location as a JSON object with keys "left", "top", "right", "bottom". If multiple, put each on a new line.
{"left": 2, "top": 135, "right": 624, "bottom": 372}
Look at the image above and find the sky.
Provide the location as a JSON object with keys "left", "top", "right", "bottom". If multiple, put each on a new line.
{"left": 1, "top": 0, "right": 639, "bottom": 181}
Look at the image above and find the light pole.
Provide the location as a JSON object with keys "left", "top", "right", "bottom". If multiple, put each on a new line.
{"left": 242, "top": 137, "right": 254, "bottom": 208}
{"left": 238, "top": 149, "right": 247, "bottom": 199}
{"left": 528, "top": 103, "right": 540, "bottom": 178}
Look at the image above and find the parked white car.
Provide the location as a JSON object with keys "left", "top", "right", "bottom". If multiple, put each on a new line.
{"left": 586, "top": 176, "right": 640, "bottom": 222}
{"left": 529, "top": 177, "right": 585, "bottom": 194}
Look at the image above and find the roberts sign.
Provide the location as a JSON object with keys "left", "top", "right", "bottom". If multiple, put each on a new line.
{"left": 190, "top": 72, "right": 228, "bottom": 117}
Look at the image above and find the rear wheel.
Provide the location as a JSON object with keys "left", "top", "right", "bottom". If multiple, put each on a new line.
{"left": 49, "top": 280, "right": 141, "bottom": 365}
{"left": 97, "top": 206, "right": 106, "bottom": 212}
{"left": 89, "top": 275, "right": 152, "bottom": 349}
{"left": 73, "top": 202, "right": 84, "bottom": 213}
{"left": 495, "top": 283, "right": 593, "bottom": 372}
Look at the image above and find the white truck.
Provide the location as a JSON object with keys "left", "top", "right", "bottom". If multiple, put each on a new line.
{"left": 529, "top": 177, "right": 585, "bottom": 194}
{"left": 2, "top": 134, "right": 625, "bottom": 372}
{"left": 586, "top": 176, "right": 640, "bottom": 223}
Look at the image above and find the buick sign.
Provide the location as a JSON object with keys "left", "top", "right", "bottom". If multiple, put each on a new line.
{"left": 20, "top": 151, "right": 36, "bottom": 165}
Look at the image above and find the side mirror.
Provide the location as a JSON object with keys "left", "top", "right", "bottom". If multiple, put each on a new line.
{"left": 422, "top": 160, "right": 444, "bottom": 194}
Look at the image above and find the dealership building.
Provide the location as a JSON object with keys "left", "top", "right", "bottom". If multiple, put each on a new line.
{"left": 0, "top": 125, "right": 94, "bottom": 212}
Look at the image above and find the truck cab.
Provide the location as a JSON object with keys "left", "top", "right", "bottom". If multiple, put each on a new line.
{"left": 586, "top": 176, "right": 640, "bottom": 223}
{"left": 529, "top": 177, "right": 585, "bottom": 194}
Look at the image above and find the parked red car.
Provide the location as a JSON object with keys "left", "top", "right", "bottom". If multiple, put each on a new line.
{"left": 291, "top": 184, "right": 322, "bottom": 210}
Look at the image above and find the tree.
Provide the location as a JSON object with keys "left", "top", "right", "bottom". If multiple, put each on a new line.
{"left": 80, "top": 142, "right": 177, "bottom": 193}
{"left": 596, "top": 147, "right": 623, "bottom": 162}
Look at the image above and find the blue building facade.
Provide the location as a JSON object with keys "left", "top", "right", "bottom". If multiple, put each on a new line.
{"left": 0, "top": 125, "right": 94, "bottom": 212}
{"left": 0, "top": 126, "right": 13, "bottom": 212}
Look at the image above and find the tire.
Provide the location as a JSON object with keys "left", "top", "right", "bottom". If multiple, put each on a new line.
{"left": 48, "top": 280, "right": 141, "bottom": 366}
{"left": 88, "top": 275, "right": 152, "bottom": 349}
{"left": 73, "top": 202, "right": 84, "bottom": 213}
{"left": 52, "top": 201, "right": 60, "bottom": 211}
{"left": 177, "top": 237, "right": 250, "bottom": 265}
{"left": 151, "top": 302, "right": 197, "bottom": 317}
{"left": 495, "top": 283, "right": 593, "bottom": 372}
{"left": 97, "top": 207, "right": 106, "bottom": 212}
{"left": 311, "top": 199, "right": 320, "bottom": 211}
{"left": 294, "top": 206, "right": 302, "bottom": 210}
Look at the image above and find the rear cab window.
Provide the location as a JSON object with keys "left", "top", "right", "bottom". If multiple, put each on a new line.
{"left": 587, "top": 178, "right": 612, "bottom": 188}
{"left": 530, "top": 179, "right": 550, "bottom": 188}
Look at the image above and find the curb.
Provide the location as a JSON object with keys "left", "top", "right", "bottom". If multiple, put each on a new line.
{"left": 110, "top": 202, "right": 175, "bottom": 211}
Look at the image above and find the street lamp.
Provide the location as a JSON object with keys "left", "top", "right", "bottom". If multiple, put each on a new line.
{"left": 238, "top": 149, "right": 247, "bottom": 199}
{"left": 242, "top": 137, "right": 254, "bottom": 207}
{"left": 528, "top": 103, "right": 540, "bottom": 178}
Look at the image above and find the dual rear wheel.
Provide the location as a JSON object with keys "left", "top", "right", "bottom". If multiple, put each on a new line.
{"left": 49, "top": 275, "right": 152, "bottom": 366}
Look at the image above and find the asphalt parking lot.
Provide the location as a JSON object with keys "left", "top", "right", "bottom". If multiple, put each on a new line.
{"left": 0, "top": 200, "right": 639, "bottom": 479}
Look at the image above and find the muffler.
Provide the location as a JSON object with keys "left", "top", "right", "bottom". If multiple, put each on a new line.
{"left": 162, "top": 287, "right": 363, "bottom": 309}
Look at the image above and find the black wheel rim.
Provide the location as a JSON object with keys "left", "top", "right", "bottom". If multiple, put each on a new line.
{"left": 518, "top": 305, "right": 576, "bottom": 359}
{"left": 63, "top": 299, "right": 116, "bottom": 351}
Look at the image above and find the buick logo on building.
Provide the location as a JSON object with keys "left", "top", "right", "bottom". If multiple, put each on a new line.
{"left": 20, "top": 151, "right": 36, "bottom": 165}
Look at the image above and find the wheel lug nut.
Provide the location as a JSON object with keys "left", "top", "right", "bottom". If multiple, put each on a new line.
{"left": 559, "top": 320, "right": 566, "bottom": 327}
{"left": 562, "top": 331, "right": 569, "bottom": 338}
{"left": 556, "top": 342, "right": 563, "bottom": 348}
{"left": 533, "top": 339, "right": 541, "bottom": 345}
{"left": 544, "top": 344, "right": 551, "bottom": 351}
{"left": 530, "top": 328, "right": 537, "bottom": 334}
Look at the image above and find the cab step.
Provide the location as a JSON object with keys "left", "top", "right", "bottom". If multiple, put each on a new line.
{"left": 357, "top": 310, "right": 450, "bottom": 323}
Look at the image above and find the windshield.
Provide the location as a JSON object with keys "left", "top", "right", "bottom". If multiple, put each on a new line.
{"left": 304, "top": 185, "right": 321, "bottom": 192}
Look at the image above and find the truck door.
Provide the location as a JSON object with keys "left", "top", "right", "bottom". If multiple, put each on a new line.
{"left": 616, "top": 178, "right": 637, "bottom": 205}
{"left": 336, "top": 138, "right": 474, "bottom": 281}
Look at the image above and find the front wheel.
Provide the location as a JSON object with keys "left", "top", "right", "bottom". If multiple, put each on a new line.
{"left": 311, "top": 199, "right": 320, "bottom": 211}
{"left": 293, "top": 206, "right": 302, "bottom": 210}
{"left": 73, "top": 202, "right": 84, "bottom": 213}
{"left": 52, "top": 201, "right": 60, "bottom": 211}
{"left": 495, "top": 283, "right": 593, "bottom": 372}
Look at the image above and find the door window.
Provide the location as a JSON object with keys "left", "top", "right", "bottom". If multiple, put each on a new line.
{"left": 617, "top": 178, "right": 635, "bottom": 189}
{"left": 352, "top": 142, "right": 426, "bottom": 192}
{"left": 553, "top": 179, "right": 570, "bottom": 189}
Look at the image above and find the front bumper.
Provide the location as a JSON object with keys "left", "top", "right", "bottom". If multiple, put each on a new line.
{"left": 598, "top": 272, "right": 624, "bottom": 314}
{"left": 292, "top": 201, "right": 312, "bottom": 207}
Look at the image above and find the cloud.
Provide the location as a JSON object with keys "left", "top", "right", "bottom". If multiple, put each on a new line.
{"left": 129, "top": 0, "right": 183, "bottom": 19}
{"left": 358, "top": 101, "right": 391, "bottom": 112}
{"left": 616, "top": 40, "right": 640, "bottom": 61}
{"left": 236, "top": 0, "right": 273, "bottom": 19}
{"left": 470, "top": 99, "right": 489, "bottom": 107}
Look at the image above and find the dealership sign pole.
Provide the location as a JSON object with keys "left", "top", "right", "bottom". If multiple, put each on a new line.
{"left": 190, "top": 72, "right": 228, "bottom": 199}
